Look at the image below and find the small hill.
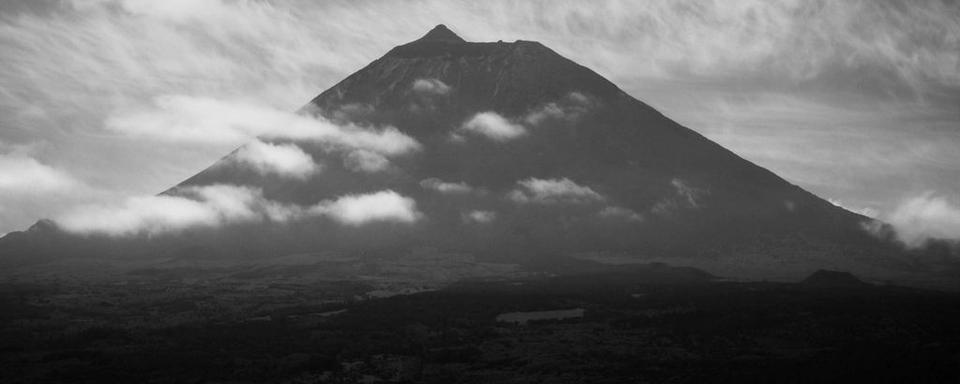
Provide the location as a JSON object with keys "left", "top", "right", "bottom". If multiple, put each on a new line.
{"left": 802, "top": 269, "right": 869, "bottom": 287}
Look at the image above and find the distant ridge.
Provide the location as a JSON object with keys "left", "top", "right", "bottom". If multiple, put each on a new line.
{"left": 802, "top": 270, "right": 869, "bottom": 287}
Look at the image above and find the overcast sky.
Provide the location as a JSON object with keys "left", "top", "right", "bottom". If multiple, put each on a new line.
{"left": 0, "top": 0, "right": 958, "bottom": 242}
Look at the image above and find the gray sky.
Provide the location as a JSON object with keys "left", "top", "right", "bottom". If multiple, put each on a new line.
{"left": 0, "top": 0, "right": 958, "bottom": 243}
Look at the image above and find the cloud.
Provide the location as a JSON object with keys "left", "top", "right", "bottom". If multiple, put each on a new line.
{"left": 91, "top": 0, "right": 944, "bottom": 104}
{"left": 343, "top": 150, "right": 390, "bottom": 173}
{"left": 0, "top": 152, "right": 101, "bottom": 236}
{"left": 882, "top": 192, "right": 960, "bottom": 247}
{"left": 508, "top": 177, "right": 604, "bottom": 204}
{"left": 0, "top": 153, "right": 79, "bottom": 194}
{"left": 499, "top": 1, "right": 959, "bottom": 98}
{"left": 328, "top": 103, "right": 375, "bottom": 123}
{"left": 310, "top": 190, "right": 421, "bottom": 226}
{"left": 110, "top": 0, "right": 231, "bottom": 22}
{"left": 108, "top": 95, "right": 422, "bottom": 156}
{"left": 57, "top": 195, "right": 228, "bottom": 236}
{"left": 671, "top": 179, "right": 705, "bottom": 207}
{"left": 453, "top": 92, "right": 595, "bottom": 142}
{"left": 523, "top": 103, "right": 565, "bottom": 127}
{"left": 55, "top": 185, "right": 422, "bottom": 236}
{"left": 409, "top": 78, "right": 453, "bottom": 112}
{"left": 599, "top": 206, "right": 644, "bottom": 222}
{"left": 411, "top": 78, "right": 452, "bottom": 95}
{"left": 652, "top": 178, "right": 708, "bottom": 216}
{"left": 55, "top": 184, "right": 288, "bottom": 236}
{"left": 420, "top": 178, "right": 473, "bottom": 194}
{"left": 231, "top": 140, "right": 319, "bottom": 179}
{"left": 457, "top": 112, "right": 527, "bottom": 142}
{"left": 524, "top": 92, "right": 595, "bottom": 126}
{"left": 462, "top": 210, "right": 496, "bottom": 224}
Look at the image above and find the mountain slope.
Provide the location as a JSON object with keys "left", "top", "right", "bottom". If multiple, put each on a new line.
{"left": 0, "top": 25, "right": 932, "bottom": 283}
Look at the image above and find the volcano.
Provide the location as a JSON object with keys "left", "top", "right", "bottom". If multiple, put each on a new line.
{"left": 0, "top": 25, "right": 931, "bottom": 283}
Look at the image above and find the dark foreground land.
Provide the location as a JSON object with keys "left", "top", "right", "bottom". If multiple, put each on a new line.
{"left": 2, "top": 265, "right": 959, "bottom": 383}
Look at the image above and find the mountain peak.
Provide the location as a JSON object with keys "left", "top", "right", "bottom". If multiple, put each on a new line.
{"left": 414, "top": 24, "right": 466, "bottom": 43}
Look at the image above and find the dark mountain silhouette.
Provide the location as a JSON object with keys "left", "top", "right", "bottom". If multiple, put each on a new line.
{"left": 802, "top": 269, "right": 869, "bottom": 287}
{"left": 0, "top": 25, "right": 945, "bottom": 284}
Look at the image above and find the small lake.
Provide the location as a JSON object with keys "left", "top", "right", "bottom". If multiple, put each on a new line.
{"left": 496, "top": 308, "right": 585, "bottom": 325}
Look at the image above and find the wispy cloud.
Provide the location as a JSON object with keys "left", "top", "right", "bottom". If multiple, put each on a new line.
{"left": 411, "top": 78, "right": 452, "bottom": 96}
{"left": 828, "top": 199, "right": 879, "bottom": 218}
{"left": 883, "top": 192, "right": 960, "bottom": 248}
{"left": 409, "top": 78, "right": 453, "bottom": 113}
{"left": 420, "top": 178, "right": 474, "bottom": 194}
{"left": 462, "top": 210, "right": 496, "bottom": 224}
{"left": 107, "top": 95, "right": 422, "bottom": 155}
{"left": 455, "top": 92, "right": 595, "bottom": 142}
{"left": 524, "top": 92, "right": 595, "bottom": 126}
{"left": 55, "top": 184, "right": 421, "bottom": 236}
{"left": 599, "top": 206, "right": 644, "bottom": 222}
{"left": 652, "top": 179, "right": 708, "bottom": 216}
{"left": 32, "top": 0, "right": 955, "bottom": 100}
{"left": 55, "top": 184, "right": 282, "bottom": 236}
{"left": 508, "top": 177, "right": 604, "bottom": 204}
{"left": 343, "top": 150, "right": 390, "bottom": 173}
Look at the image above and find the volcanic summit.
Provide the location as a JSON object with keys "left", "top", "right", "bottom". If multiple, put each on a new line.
{"left": 0, "top": 25, "right": 923, "bottom": 283}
